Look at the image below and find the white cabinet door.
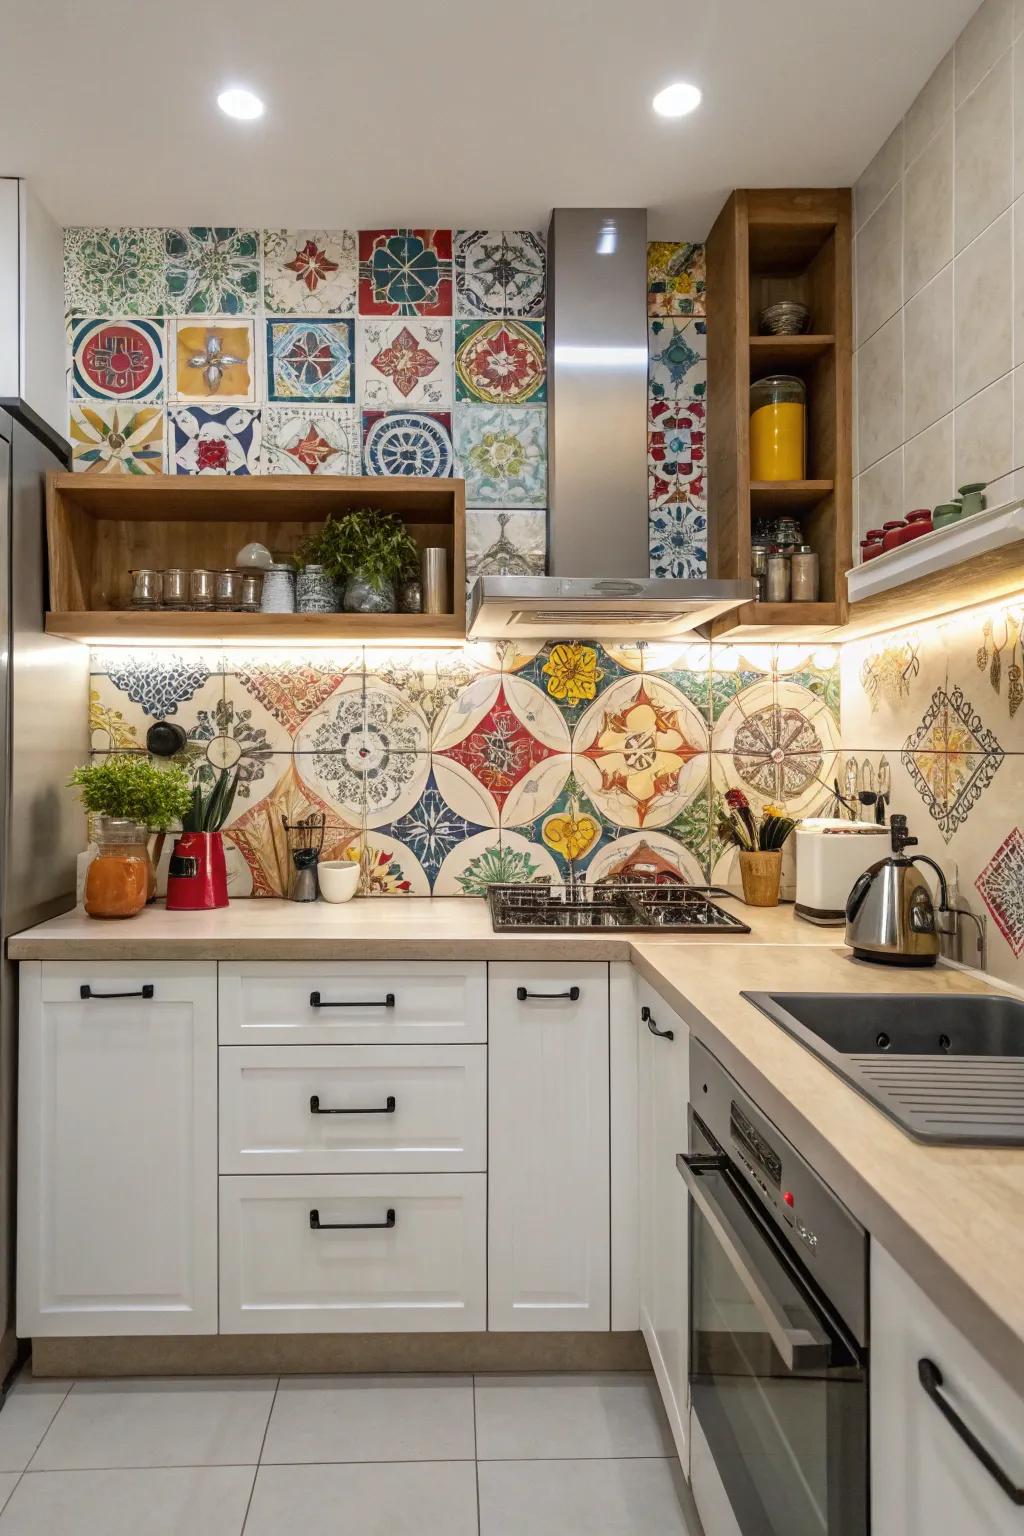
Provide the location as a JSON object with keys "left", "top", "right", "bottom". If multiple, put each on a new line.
{"left": 488, "top": 963, "right": 609, "bottom": 1331}
{"left": 872, "top": 1242, "right": 1024, "bottom": 1535}
{"left": 637, "top": 978, "right": 689, "bottom": 1465}
{"left": 18, "top": 963, "right": 218, "bottom": 1337}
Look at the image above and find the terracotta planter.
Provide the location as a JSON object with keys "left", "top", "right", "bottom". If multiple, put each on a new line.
{"left": 165, "top": 831, "right": 229, "bottom": 911}
{"left": 738, "top": 849, "right": 783, "bottom": 907}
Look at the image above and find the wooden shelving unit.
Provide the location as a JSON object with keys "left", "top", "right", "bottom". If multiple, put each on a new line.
{"left": 44, "top": 474, "right": 467, "bottom": 644}
{"left": 707, "top": 188, "right": 852, "bottom": 638}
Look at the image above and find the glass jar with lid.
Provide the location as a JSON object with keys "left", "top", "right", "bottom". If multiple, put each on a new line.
{"left": 83, "top": 817, "right": 151, "bottom": 920}
{"left": 749, "top": 374, "right": 806, "bottom": 481}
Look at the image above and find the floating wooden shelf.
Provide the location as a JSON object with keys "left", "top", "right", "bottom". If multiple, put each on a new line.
{"left": 707, "top": 600, "right": 843, "bottom": 640}
{"left": 45, "top": 473, "right": 466, "bottom": 645}
{"left": 749, "top": 334, "right": 836, "bottom": 373}
{"left": 750, "top": 480, "right": 835, "bottom": 511}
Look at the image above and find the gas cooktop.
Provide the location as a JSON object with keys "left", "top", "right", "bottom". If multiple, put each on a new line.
{"left": 487, "top": 883, "right": 751, "bottom": 933}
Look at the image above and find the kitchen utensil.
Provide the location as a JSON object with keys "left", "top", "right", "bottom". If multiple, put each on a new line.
{"left": 844, "top": 814, "right": 943, "bottom": 965}
{"left": 129, "top": 569, "right": 160, "bottom": 608}
{"left": 790, "top": 544, "right": 819, "bottom": 601}
{"left": 903, "top": 509, "right": 932, "bottom": 541}
{"left": 318, "top": 860, "right": 360, "bottom": 903}
{"left": 757, "top": 300, "right": 811, "bottom": 335}
{"left": 283, "top": 813, "right": 326, "bottom": 902}
{"left": 421, "top": 548, "right": 448, "bottom": 614}
{"left": 166, "top": 830, "right": 229, "bottom": 910}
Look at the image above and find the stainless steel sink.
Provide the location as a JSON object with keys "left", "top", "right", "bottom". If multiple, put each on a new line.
{"left": 743, "top": 992, "right": 1024, "bottom": 1145}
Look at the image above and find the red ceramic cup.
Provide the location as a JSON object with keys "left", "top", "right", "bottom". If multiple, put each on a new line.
{"left": 165, "top": 831, "right": 229, "bottom": 910}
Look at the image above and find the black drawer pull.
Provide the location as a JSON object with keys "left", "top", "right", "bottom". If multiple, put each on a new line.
{"left": 516, "top": 986, "right": 580, "bottom": 1002}
{"left": 309, "top": 991, "right": 395, "bottom": 1010}
{"left": 310, "top": 1094, "right": 396, "bottom": 1115}
{"left": 918, "top": 1358, "right": 1024, "bottom": 1505}
{"left": 642, "top": 1005, "right": 674, "bottom": 1040}
{"left": 80, "top": 984, "right": 154, "bottom": 1001}
{"left": 309, "top": 1208, "right": 396, "bottom": 1232}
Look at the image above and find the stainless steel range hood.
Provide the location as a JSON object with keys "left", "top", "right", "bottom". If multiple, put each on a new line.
{"left": 467, "top": 207, "right": 753, "bottom": 641}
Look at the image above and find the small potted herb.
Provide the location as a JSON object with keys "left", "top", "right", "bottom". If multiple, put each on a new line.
{"left": 716, "top": 789, "right": 798, "bottom": 907}
{"left": 165, "top": 767, "right": 239, "bottom": 911}
{"left": 68, "top": 757, "right": 192, "bottom": 918}
{"left": 296, "top": 507, "right": 419, "bottom": 613}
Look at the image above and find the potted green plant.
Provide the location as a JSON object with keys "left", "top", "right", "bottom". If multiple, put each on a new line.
{"left": 296, "top": 507, "right": 419, "bottom": 613}
{"left": 716, "top": 788, "right": 798, "bottom": 907}
{"left": 68, "top": 757, "right": 192, "bottom": 917}
{"left": 166, "top": 767, "right": 239, "bottom": 911}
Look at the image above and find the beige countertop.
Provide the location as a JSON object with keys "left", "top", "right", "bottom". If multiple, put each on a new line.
{"left": 10, "top": 897, "right": 1024, "bottom": 1395}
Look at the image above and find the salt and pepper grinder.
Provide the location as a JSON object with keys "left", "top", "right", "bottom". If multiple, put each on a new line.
{"left": 282, "top": 814, "right": 326, "bottom": 902}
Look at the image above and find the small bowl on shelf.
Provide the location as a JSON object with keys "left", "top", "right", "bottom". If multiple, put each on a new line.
{"left": 758, "top": 301, "right": 811, "bottom": 336}
{"left": 318, "top": 860, "right": 360, "bottom": 903}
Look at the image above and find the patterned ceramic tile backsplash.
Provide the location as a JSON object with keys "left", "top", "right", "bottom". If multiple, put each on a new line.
{"left": 63, "top": 227, "right": 705, "bottom": 582}
{"left": 89, "top": 639, "right": 841, "bottom": 902}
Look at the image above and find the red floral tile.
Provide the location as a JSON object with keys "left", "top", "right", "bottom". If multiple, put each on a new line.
{"left": 976, "top": 827, "right": 1024, "bottom": 957}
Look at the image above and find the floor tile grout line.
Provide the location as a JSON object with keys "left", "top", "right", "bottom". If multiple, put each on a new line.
{"left": 471, "top": 1374, "right": 482, "bottom": 1536}
{"left": 240, "top": 1375, "right": 279, "bottom": 1536}
{"left": 21, "top": 1377, "right": 76, "bottom": 1476}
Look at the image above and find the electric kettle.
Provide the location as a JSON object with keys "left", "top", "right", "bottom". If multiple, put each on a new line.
{"left": 844, "top": 814, "right": 948, "bottom": 966}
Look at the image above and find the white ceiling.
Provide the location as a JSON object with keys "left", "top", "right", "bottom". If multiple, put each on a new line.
{"left": 1, "top": 0, "right": 978, "bottom": 237}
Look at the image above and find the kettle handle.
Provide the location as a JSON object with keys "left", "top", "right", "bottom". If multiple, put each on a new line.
{"left": 845, "top": 868, "right": 873, "bottom": 923}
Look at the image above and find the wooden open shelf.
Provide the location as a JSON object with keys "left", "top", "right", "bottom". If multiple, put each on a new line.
{"left": 707, "top": 188, "right": 852, "bottom": 636}
{"left": 45, "top": 473, "right": 466, "bottom": 644}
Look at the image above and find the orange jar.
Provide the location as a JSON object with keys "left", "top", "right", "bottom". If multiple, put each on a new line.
{"left": 84, "top": 818, "right": 150, "bottom": 920}
{"left": 750, "top": 374, "right": 806, "bottom": 480}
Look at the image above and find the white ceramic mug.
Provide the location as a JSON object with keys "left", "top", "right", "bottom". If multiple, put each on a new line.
{"left": 318, "top": 860, "right": 360, "bottom": 903}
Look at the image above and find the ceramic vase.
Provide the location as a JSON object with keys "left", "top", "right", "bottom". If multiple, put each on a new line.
{"left": 296, "top": 564, "right": 339, "bottom": 613}
{"left": 738, "top": 849, "right": 783, "bottom": 907}
{"left": 343, "top": 570, "right": 395, "bottom": 613}
{"left": 165, "top": 831, "right": 229, "bottom": 910}
{"left": 259, "top": 563, "right": 296, "bottom": 614}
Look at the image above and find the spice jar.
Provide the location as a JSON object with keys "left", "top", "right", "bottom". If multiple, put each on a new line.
{"left": 749, "top": 375, "right": 806, "bottom": 481}
{"left": 83, "top": 817, "right": 150, "bottom": 920}
{"left": 790, "top": 544, "right": 819, "bottom": 601}
{"left": 130, "top": 569, "right": 160, "bottom": 608}
{"left": 214, "top": 569, "right": 243, "bottom": 610}
{"left": 765, "top": 549, "right": 791, "bottom": 603}
{"left": 240, "top": 572, "right": 263, "bottom": 611}
{"left": 162, "top": 568, "right": 189, "bottom": 609}
{"left": 190, "top": 569, "right": 215, "bottom": 609}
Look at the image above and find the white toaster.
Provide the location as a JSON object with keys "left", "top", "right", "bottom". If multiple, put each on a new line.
{"left": 794, "top": 818, "right": 889, "bottom": 925}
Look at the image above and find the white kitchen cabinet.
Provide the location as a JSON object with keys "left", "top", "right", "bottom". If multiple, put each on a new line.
{"left": 487, "top": 962, "right": 610, "bottom": 1331}
{"left": 637, "top": 977, "right": 689, "bottom": 1465}
{"left": 872, "top": 1242, "right": 1024, "bottom": 1535}
{"left": 17, "top": 962, "right": 218, "bottom": 1336}
{"left": 0, "top": 178, "right": 67, "bottom": 436}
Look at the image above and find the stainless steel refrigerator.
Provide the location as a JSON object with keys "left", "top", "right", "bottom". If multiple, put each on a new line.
{"left": 0, "top": 402, "right": 89, "bottom": 1378}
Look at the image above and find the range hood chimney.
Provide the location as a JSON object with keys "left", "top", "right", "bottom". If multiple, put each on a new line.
{"left": 467, "top": 207, "right": 754, "bottom": 640}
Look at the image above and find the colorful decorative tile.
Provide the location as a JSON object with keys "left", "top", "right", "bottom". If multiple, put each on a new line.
{"left": 263, "top": 229, "right": 357, "bottom": 315}
{"left": 975, "top": 606, "right": 1024, "bottom": 722}
{"left": 975, "top": 827, "right": 1024, "bottom": 957}
{"left": 71, "top": 319, "right": 164, "bottom": 401}
{"left": 648, "top": 318, "right": 706, "bottom": 402}
{"left": 89, "top": 686, "right": 142, "bottom": 753}
{"left": 859, "top": 639, "right": 921, "bottom": 713}
{"left": 514, "top": 641, "right": 613, "bottom": 729}
{"left": 231, "top": 652, "right": 358, "bottom": 736}
{"left": 360, "top": 832, "right": 431, "bottom": 896}
{"left": 358, "top": 230, "right": 452, "bottom": 317}
{"left": 573, "top": 674, "right": 709, "bottom": 830}
{"left": 662, "top": 777, "right": 722, "bottom": 882}
{"left": 534, "top": 770, "right": 609, "bottom": 874}
{"left": 64, "top": 227, "right": 166, "bottom": 317}
{"left": 454, "top": 231, "right": 546, "bottom": 318}
{"left": 365, "top": 650, "right": 482, "bottom": 746}
{"left": 454, "top": 404, "right": 546, "bottom": 506}
{"left": 171, "top": 320, "right": 255, "bottom": 402}
{"left": 225, "top": 759, "right": 360, "bottom": 898}
{"left": 266, "top": 319, "right": 355, "bottom": 402}
{"left": 433, "top": 673, "right": 570, "bottom": 827}
{"left": 649, "top": 502, "right": 708, "bottom": 579}
{"left": 261, "top": 406, "right": 359, "bottom": 474}
{"left": 164, "top": 227, "right": 260, "bottom": 314}
{"left": 70, "top": 403, "right": 164, "bottom": 475}
{"left": 169, "top": 404, "right": 261, "bottom": 475}
{"left": 100, "top": 650, "right": 215, "bottom": 719}
{"left": 387, "top": 768, "right": 487, "bottom": 889}
{"left": 647, "top": 241, "right": 706, "bottom": 317}
{"left": 362, "top": 410, "right": 454, "bottom": 477}
{"left": 713, "top": 678, "right": 841, "bottom": 812}
{"left": 359, "top": 320, "right": 452, "bottom": 407}
{"left": 455, "top": 320, "right": 546, "bottom": 404}
{"left": 294, "top": 679, "right": 431, "bottom": 828}
{"left": 466, "top": 510, "right": 546, "bottom": 583}
{"left": 901, "top": 685, "right": 1005, "bottom": 842}
{"left": 586, "top": 829, "right": 703, "bottom": 886}
{"left": 184, "top": 697, "right": 273, "bottom": 802}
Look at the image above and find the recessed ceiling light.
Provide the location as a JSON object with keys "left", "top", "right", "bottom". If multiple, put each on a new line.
{"left": 217, "top": 87, "right": 264, "bottom": 121}
{"left": 652, "top": 81, "right": 702, "bottom": 118}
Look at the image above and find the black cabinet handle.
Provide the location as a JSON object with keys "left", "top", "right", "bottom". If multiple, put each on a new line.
{"left": 516, "top": 986, "right": 580, "bottom": 1002}
{"left": 918, "top": 1358, "right": 1024, "bottom": 1505}
{"left": 309, "top": 991, "right": 395, "bottom": 1009}
{"left": 309, "top": 1208, "right": 396, "bottom": 1232}
{"left": 80, "top": 984, "right": 154, "bottom": 1001}
{"left": 309, "top": 1094, "right": 396, "bottom": 1115}
{"left": 642, "top": 1005, "right": 674, "bottom": 1040}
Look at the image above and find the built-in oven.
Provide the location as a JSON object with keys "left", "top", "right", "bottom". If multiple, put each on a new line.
{"left": 680, "top": 1040, "right": 869, "bottom": 1536}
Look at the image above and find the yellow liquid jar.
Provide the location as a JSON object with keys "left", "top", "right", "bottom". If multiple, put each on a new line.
{"left": 750, "top": 374, "right": 806, "bottom": 481}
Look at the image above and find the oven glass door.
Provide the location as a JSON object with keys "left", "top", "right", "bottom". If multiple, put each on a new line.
{"left": 684, "top": 1123, "right": 867, "bottom": 1536}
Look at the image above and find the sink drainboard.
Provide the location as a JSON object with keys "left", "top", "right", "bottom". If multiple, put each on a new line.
{"left": 845, "top": 1055, "right": 1024, "bottom": 1144}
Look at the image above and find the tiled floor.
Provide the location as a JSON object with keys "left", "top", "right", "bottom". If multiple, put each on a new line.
{"left": 0, "top": 1370, "right": 702, "bottom": 1534}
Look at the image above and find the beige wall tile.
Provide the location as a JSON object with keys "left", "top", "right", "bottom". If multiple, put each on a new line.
{"left": 857, "top": 313, "right": 904, "bottom": 470}
{"left": 955, "top": 209, "right": 1012, "bottom": 403}
{"left": 855, "top": 123, "right": 904, "bottom": 231}
{"left": 1014, "top": 39, "right": 1024, "bottom": 194}
{"left": 1013, "top": 362, "right": 1024, "bottom": 487}
{"left": 903, "top": 118, "right": 954, "bottom": 299}
{"left": 955, "top": 0, "right": 1013, "bottom": 104}
{"left": 857, "top": 446, "right": 905, "bottom": 539}
{"left": 1014, "top": 198, "right": 1024, "bottom": 363}
{"left": 904, "top": 267, "right": 954, "bottom": 437}
{"left": 954, "top": 369, "right": 1014, "bottom": 484}
{"left": 954, "top": 52, "right": 1012, "bottom": 251}
{"left": 905, "top": 49, "right": 954, "bottom": 166}
{"left": 855, "top": 188, "right": 903, "bottom": 345}
{"left": 1017, "top": 0, "right": 1024, "bottom": 36}
{"left": 904, "top": 414, "right": 955, "bottom": 509}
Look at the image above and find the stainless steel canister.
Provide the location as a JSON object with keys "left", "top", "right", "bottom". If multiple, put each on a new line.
{"left": 765, "top": 550, "right": 791, "bottom": 603}
{"left": 790, "top": 544, "right": 819, "bottom": 602}
{"left": 214, "top": 569, "right": 243, "bottom": 609}
{"left": 189, "top": 569, "right": 215, "bottom": 609}
{"left": 129, "top": 569, "right": 160, "bottom": 608}
{"left": 421, "top": 548, "right": 448, "bottom": 615}
{"left": 161, "top": 568, "right": 189, "bottom": 608}
{"left": 240, "top": 572, "right": 264, "bottom": 611}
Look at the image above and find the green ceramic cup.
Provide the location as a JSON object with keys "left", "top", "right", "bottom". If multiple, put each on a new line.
{"left": 957, "top": 482, "right": 986, "bottom": 516}
{"left": 932, "top": 502, "right": 963, "bottom": 529}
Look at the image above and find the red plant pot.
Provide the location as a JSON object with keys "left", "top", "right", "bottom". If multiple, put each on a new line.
{"left": 165, "top": 831, "right": 229, "bottom": 911}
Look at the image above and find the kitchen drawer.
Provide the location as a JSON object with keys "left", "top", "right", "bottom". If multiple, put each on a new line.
{"left": 219, "top": 1173, "right": 486, "bottom": 1333}
{"left": 219, "top": 1045, "right": 486, "bottom": 1174}
{"left": 218, "top": 962, "right": 487, "bottom": 1045}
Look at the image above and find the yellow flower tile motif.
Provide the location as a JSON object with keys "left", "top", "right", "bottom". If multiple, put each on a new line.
{"left": 579, "top": 678, "right": 704, "bottom": 827}
{"left": 70, "top": 403, "right": 163, "bottom": 474}
{"left": 542, "top": 805, "right": 601, "bottom": 862}
{"left": 89, "top": 689, "right": 139, "bottom": 750}
{"left": 542, "top": 643, "right": 605, "bottom": 708}
{"left": 647, "top": 241, "right": 706, "bottom": 317}
{"left": 172, "top": 320, "right": 254, "bottom": 402}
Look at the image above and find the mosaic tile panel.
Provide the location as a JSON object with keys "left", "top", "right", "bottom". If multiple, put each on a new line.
{"left": 263, "top": 230, "right": 357, "bottom": 315}
{"left": 358, "top": 230, "right": 452, "bottom": 317}
{"left": 647, "top": 241, "right": 706, "bottom": 317}
{"left": 261, "top": 406, "right": 360, "bottom": 475}
{"left": 466, "top": 510, "right": 546, "bottom": 584}
{"left": 169, "top": 404, "right": 261, "bottom": 475}
{"left": 165, "top": 227, "right": 260, "bottom": 314}
{"left": 455, "top": 320, "right": 546, "bottom": 404}
{"left": 359, "top": 320, "right": 452, "bottom": 408}
{"left": 453, "top": 231, "right": 546, "bottom": 318}
{"left": 64, "top": 227, "right": 166, "bottom": 317}
{"left": 70, "top": 403, "right": 164, "bottom": 474}
{"left": 71, "top": 319, "right": 164, "bottom": 401}
{"left": 362, "top": 410, "right": 454, "bottom": 477}
{"left": 454, "top": 404, "right": 546, "bottom": 506}
{"left": 266, "top": 319, "right": 355, "bottom": 403}
{"left": 171, "top": 320, "right": 255, "bottom": 403}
